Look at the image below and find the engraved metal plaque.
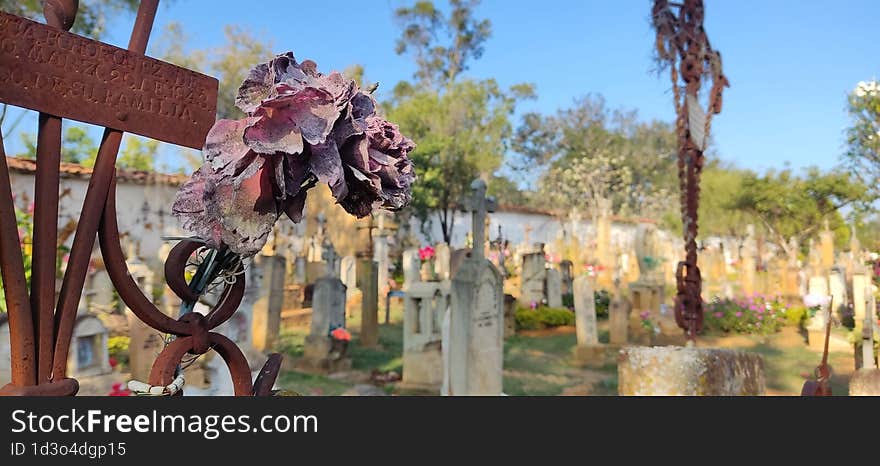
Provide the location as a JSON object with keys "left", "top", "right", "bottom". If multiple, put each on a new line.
{"left": 0, "top": 12, "right": 218, "bottom": 149}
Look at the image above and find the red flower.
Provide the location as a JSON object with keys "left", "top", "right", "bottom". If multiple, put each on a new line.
{"left": 418, "top": 246, "right": 435, "bottom": 261}
{"left": 330, "top": 327, "right": 351, "bottom": 341}
{"left": 108, "top": 382, "right": 130, "bottom": 397}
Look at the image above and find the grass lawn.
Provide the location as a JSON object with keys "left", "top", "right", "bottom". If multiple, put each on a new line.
{"left": 275, "top": 304, "right": 852, "bottom": 396}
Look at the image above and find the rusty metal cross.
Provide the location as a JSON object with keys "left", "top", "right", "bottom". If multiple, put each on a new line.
{"left": 0, "top": 0, "right": 278, "bottom": 396}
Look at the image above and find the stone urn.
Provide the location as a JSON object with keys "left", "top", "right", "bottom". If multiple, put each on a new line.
{"left": 420, "top": 261, "right": 437, "bottom": 281}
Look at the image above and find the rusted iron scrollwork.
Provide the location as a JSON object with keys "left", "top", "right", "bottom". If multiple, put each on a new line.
{"left": 0, "top": 0, "right": 281, "bottom": 396}
{"left": 652, "top": 0, "right": 729, "bottom": 343}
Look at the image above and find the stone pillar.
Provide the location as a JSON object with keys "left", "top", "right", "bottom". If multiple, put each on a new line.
{"left": 402, "top": 248, "right": 421, "bottom": 288}
{"left": 300, "top": 277, "right": 350, "bottom": 372}
{"left": 446, "top": 258, "right": 504, "bottom": 396}
{"left": 374, "top": 235, "right": 389, "bottom": 293}
{"left": 609, "top": 293, "right": 630, "bottom": 346}
{"left": 401, "top": 281, "right": 450, "bottom": 391}
{"left": 520, "top": 252, "right": 546, "bottom": 307}
{"left": 820, "top": 226, "right": 835, "bottom": 270}
{"left": 573, "top": 276, "right": 603, "bottom": 364}
{"left": 618, "top": 347, "right": 766, "bottom": 395}
{"left": 358, "top": 254, "right": 380, "bottom": 347}
{"left": 546, "top": 268, "right": 562, "bottom": 308}
{"left": 852, "top": 272, "right": 868, "bottom": 324}
{"left": 434, "top": 243, "right": 451, "bottom": 281}
{"left": 252, "top": 255, "right": 286, "bottom": 352}
{"left": 340, "top": 255, "right": 357, "bottom": 301}
{"left": 828, "top": 268, "right": 847, "bottom": 317}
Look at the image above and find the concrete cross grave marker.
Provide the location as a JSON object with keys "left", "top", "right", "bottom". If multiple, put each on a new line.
{"left": 445, "top": 179, "right": 504, "bottom": 396}
{"left": 0, "top": 2, "right": 281, "bottom": 396}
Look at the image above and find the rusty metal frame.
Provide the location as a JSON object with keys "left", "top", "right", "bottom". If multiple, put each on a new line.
{"left": 0, "top": 0, "right": 281, "bottom": 396}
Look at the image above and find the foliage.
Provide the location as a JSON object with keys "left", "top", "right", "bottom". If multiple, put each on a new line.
{"left": 729, "top": 167, "right": 871, "bottom": 255}
{"left": 0, "top": 0, "right": 141, "bottom": 39}
{"left": 692, "top": 160, "right": 759, "bottom": 238}
{"left": 18, "top": 126, "right": 97, "bottom": 164}
{"left": 784, "top": 305, "right": 812, "bottom": 328}
{"left": 385, "top": 79, "right": 533, "bottom": 242}
{"left": 594, "top": 289, "right": 610, "bottom": 318}
{"left": 394, "top": 0, "right": 491, "bottom": 87}
{"left": 107, "top": 335, "right": 130, "bottom": 368}
{"left": 0, "top": 204, "right": 32, "bottom": 313}
{"left": 702, "top": 295, "right": 789, "bottom": 335}
{"left": 516, "top": 95, "right": 678, "bottom": 223}
{"left": 843, "top": 80, "right": 880, "bottom": 197}
{"left": 514, "top": 306, "right": 575, "bottom": 330}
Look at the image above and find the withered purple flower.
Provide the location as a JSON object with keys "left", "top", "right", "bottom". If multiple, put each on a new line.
{"left": 172, "top": 52, "right": 416, "bottom": 257}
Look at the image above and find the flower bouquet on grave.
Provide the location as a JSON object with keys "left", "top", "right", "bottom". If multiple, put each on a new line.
{"left": 169, "top": 52, "right": 417, "bottom": 302}
{"left": 328, "top": 326, "right": 352, "bottom": 360}
{"left": 418, "top": 245, "right": 438, "bottom": 281}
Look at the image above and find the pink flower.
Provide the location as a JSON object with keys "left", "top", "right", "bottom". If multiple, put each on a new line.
{"left": 714, "top": 312, "right": 723, "bottom": 318}
{"left": 735, "top": 311, "right": 743, "bottom": 318}
{"left": 639, "top": 311, "right": 651, "bottom": 320}
{"left": 418, "top": 246, "right": 435, "bottom": 261}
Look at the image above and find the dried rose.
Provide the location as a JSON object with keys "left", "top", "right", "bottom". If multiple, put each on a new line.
{"left": 173, "top": 52, "right": 416, "bottom": 257}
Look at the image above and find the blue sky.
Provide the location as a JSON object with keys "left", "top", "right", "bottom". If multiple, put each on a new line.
{"left": 3, "top": 0, "right": 879, "bottom": 177}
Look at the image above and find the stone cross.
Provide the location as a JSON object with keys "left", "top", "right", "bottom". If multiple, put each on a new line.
{"left": 357, "top": 214, "right": 380, "bottom": 256}
{"left": 462, "top": 179, "right": 496, "bottom": 261}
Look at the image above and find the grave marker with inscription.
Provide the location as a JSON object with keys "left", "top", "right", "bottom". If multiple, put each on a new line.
{"left": 0, "top": 12, "right": 217, "bottom": 149}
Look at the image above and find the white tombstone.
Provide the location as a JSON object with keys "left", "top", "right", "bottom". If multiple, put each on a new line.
{"left": 434, "top": 243, "right": 451, "bottom": 281}
{"left": 828, "top": 269, "right": 847, "bottom": 316}
{"left": 403, "top": 248, "right": 421, "bottom": 288}
{"left": 853, "top": 272, "right": 869, "bottom": 323}
{"left": 447, "top": 259, "right": 504, "bottom": 395}
{"left": 574, "top": 276, "right": 598, "bottom": 346}
{"left": 546, "top": 268, "right": 562, "bottom": 308}
{"left": 402, "top": 281, "right": 450, "bottom": 391}
{"left": 340, "top": 255, "right": 357, "bottom": 301}
{"left": 520, "top": 252, "right": 546, "bottom": 306}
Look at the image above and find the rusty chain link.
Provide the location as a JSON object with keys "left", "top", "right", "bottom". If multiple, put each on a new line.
{"left": 652, "top": 0, "right": 728, "bottom": 342}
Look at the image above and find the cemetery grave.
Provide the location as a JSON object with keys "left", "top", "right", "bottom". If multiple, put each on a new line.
{"left": 0, "top": 0, "right": 879, "bottom": 398}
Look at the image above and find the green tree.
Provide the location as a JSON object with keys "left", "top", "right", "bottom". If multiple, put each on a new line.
{"left": 516, "top": 95, "right": 678, "bottom": 224}
{"left": 730, "top": 167, "right": 870, "bottom": 256}
{"left": 694, "top": 161, "right": 758, "bottom": 238}
{"left": 390, "top": 0, "right": 533, "bottom": 242}
{"left": 843, "top": 79, "right": 880, "bottom": 197}
{"left": 17, "top": 125, "right": 97, "bottom": 164}
{"left": 0, "top": 0, "right": 141, "bottom": 39}
{"left": 394, "top": 0, "right": 491, "bottom": 87}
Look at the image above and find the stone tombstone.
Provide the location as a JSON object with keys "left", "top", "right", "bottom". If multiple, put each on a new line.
{"left": 340, "top": 255, "right": 357, "bottom": 301}
{"left": 559, "top": 260, "right": 574, "bottom": 295}
{"left": 402, "top": 281, "right": 451, "bottom": 391}
{"left": 358, "top": 254, "right": 380, "bottom": 347}
{"left": 251, "top": 254, "right": 286, "bottom": 352}
{"left": 293, "top": 256, "right": 307, "bottom": 285}
{"left": 447, "top": 258, "right": 504, "bottom": 395}
{"left": 69, "top": 314, "right": 112, "bottom": 378}
{"left": 808, "top": 275, "right": 829, "bottom": 298}
{"left": 574, "top": 276, "right": 599, "bottom": 347}
{"left": 520, "top": 252, "right": 547, "bottom": 306}
{"left": 828, "top": 268, "right": 847, "bottom": 317}
{"left": 852, "top": 272, "right": 869, "bottom": 324}
{"left": 609, "top": 292, "right": 630, "bottom": 346}
{"left": 503, "top": 294, "right": 517, "bottom": 338}
{"left": 403, "top": 248, "right": 421, "bottom": 288}
{"left": 302, "top": 277, "right": 350, "bottom": 372}
{"left": 634, "top": 223, "right": 663, "bottom": 283}
{"left": 546, "top": 268, "right": 563, "bottom": 308}
{"left": 434, "top": 243, "right": 451, "bottom": 281}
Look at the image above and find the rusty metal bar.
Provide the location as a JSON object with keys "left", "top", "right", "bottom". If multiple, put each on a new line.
{"left": 30, "top": 0, "right": 80, "bottom": 385}
{"left": 0, "top": 132, "right": 36, "bottom": 387}
{"left": 52, "top": 0, "right": 161, "bottom": 380}
{"left": 31, "top": 113, "right": 62, "bottom": 384}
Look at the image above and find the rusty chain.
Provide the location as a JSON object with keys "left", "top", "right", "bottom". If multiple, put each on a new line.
{"left": 652, "top": 0, "right": 728, "bottom": 342}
